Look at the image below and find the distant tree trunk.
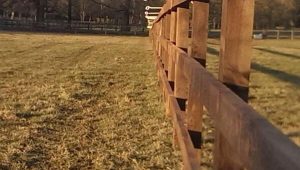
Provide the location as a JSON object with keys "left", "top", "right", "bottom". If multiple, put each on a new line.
{"left": 120, "top": 10, "right": 130, "bottom": 31}
{"left": 45, "top": 0, "right": 48, "bottom": 20}
{"left": 68, "top": 0, "right": 72, "bottom": 24}
{"left": 10, "top": 11, "right": 14, "bottom": 20}
{"left": 36, "top": 0, "right": 45, "bottom": 22}
{"left": 120, "top": 0, "right": 130, "bottom": 31}
{"left": 81, "top": 11, "right": 85, "bottom": 22}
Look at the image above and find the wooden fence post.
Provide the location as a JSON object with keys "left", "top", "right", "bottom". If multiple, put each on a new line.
{"left": 164, "top": 4, "right": 171, "bottom": 76}
{"left": 216, "top": 0, "right": 255, "bottom": 169}
{"left": 218, "top": 0, "right": 254, "bottom": 102}
{"left": 168, "top": 0, "right": 177, "bottom": 84}
{"left": 158, "top": 19, "right": 163, "bottom": 58}
{"left": 175, "top": 2, "right": 190, "bottom": 52}
{"left": 161, "top": 16, "right": 166, "bottom": 67}
{"left": 174, "top": 1, "right": 190, "bottom": 104}
{"left": 173, "top": 1, "right": 190, "bottom": 150}
{"left": 190, "top": 0, "right": 209, "bottom": 66}
{"left": 185, "top": 0, "right": 210, "bottom": 166}
{"left": 170, "top": 0, "right": 177, "bottom": 44}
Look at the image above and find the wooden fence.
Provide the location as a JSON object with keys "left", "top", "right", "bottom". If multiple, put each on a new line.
{"left": 206, "top": 29, "right": 300, "bottom": 39}
{"left": 0, "top": 19, "right": 147, "bottom": 35}
{"left": 150, "top": 0, "right": 300, "bottom": 170}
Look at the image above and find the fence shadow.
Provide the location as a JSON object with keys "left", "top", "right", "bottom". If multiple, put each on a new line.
{"left": 207, "top": 46, "right": 219, "bottom": 56}
{"left": 251, "top": 63, "right": 300, "bottom": 88}
{"left": 254, "top": 47, "right": 300, "bottom": 60}
{"left": 206, "top": 46, "right": 300, "bottom": 88}
{"left": 286, "top": 131, "right": 300, "bottom": 138}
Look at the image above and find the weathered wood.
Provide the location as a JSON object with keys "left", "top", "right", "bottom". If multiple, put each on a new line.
{"left": 151, "top": 1, "right": 300, "bottom": 170}
{"left": 157, "top": 57, "right": 174, "bottom": 117}
{"left": 170, "top": 1, "right": 177, "bottom": 43}
{"left": 219, "top": 0, "right": 254, "bottom": 102}
{"left": 175, "top": 1, "right": 190, "bottom": 51}
{"left": 175, "top": 51, "right": 189, "bottom": 101}
{"left": 183, "top": 1, "right": 210, "bottom": 165}
{"left": 216, "top": 79, "right": 300, "bottom": 170}
{"left": 186, "top": 69, "right": 203, "bottom": 164}
{"left": 174, "top": 1, "right": 189, "bottom": 99}
{"left": 168, "top": 41, "right": 176, "bottom": 83}
{"left": 217, "top": 0, "right": 255, "bottom": 168}
{"left": 158, "top": 20, "right": 163, "bottom": 58}
{"left": 173, "top": 2, "right": 189, "bottom": 153}
{"left": 169, "top": 96, "right": 201, "bottom": 170}
{"left": 161, "top": 38, "right": 169, "bottom": 71}
{"left": 186, "top": 56, "right": 300, "bottom": 170}
{"left": 190, "top": 1, "right": 209, "bottom": 66}
{"left": 165, "top": 10, "right": 171, "bottom": 40}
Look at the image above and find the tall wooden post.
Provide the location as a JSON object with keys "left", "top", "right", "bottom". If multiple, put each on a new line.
{"left": 186, "top": 0, "right": 210, "bottom": 166}
{"left": 175, "top": 2, "right": 190, "bottom": 53}
{"left": 174, "top": 0, "right": 189, "bottom": 110}
{"left": 215, "top": 0, "right": 255, "bottom": 169}
{"left": 218, "top": 0, "right": 254, "bottom": 102}
{"left": 161, "top": 16, "right": 166, "bottom": 66}
{"left": 170, "top": 0, "right": 177, "bottom": 44}
{"left": 173, "top": 0, "right": 190, "bottom": 152}
{"left": 190, "top": 0, "right": 209, "bottom": 66}
{"left": 168, "top": 0, "right": 177, "bottom": 84}
{"left": 164, "top": 4, "right": 171, "bottom": 74}
{"left": 158, "top": 19, "right": 163, "bottom": 58}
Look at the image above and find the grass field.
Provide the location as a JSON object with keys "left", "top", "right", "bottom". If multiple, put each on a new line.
{"left": 206, "top": 39, "right": 300, "bottom": 146}
{"left": 0, "top": 32, "right": 299, "bottom": 169}
{"left": 0, "top": 32, "right": 181, "bottom": 169}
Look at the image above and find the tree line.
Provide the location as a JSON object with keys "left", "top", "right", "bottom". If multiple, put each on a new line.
{"left": 0, "top": 0, "right": 299, "bottom": 29}
{"left": 0, "top": 0, "right": 164, "bottom": 26}
{"left": 209, "top": 0, "right": 300, "bottom": 29}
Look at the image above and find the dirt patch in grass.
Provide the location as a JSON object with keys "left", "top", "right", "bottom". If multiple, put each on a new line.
{"left": 0, "top": 32, "right": 181, "bottom": 169}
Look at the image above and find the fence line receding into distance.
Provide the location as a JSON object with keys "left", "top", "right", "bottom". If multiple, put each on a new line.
{"left": 150, "top": 0, "right": 300, "bottom": 170}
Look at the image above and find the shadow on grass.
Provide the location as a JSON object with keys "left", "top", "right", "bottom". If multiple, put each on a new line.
{"left": 254, "top": 47, "right": 300, "bottom": 60}
{"left": 206, "top": 46, "right": 300, "bottom": 88}
{"left": 252, "top": 63, "right": 300, "bottom": 88}
{"left": 207, "top": 41, "right": 220, "bottom": 46}
{"left": 15, "top": 112, "right": 43, "bottom": 119}
{"left": 207, "top": 47, "right": 219, "bottom": 56}
{"left": 287, "top": 131, "right": 300, "bottom": 138}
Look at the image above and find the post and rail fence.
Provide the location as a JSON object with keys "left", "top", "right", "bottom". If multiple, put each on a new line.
{"left": 0, "top": 19, "right": 147, "bottom": 35}
{"left": 150, "top": 0, "right": 300, "bottom": 169}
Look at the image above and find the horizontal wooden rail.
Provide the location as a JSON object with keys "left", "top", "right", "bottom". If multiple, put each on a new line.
{"left": 150, "top": 0, "right": 300, "bottom": 170}
{"left": 153, "top": 0, "right": 190, "bottom": 24}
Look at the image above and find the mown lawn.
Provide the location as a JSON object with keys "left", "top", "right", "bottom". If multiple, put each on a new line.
{"left": 0, "top": 32, "right": 181, "bottom": 169}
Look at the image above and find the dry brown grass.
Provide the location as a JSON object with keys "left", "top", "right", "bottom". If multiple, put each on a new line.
{"left": 0, "top": 32, "right": 181, "bottom": 169}
{"left": 206, "top": 39, "right": 300, "bottom": 146}
{"left": 0, "top": 32, "right": 299, "bottom": 170}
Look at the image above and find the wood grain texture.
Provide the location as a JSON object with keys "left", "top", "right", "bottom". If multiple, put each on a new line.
{"left": 175, "top": 2, "right": 190, "bottom": 50}
{"left": 174, "top": 51, "right": 188, "bottom": 100}
{"left": 151, "top": 1, "right": 300, "bottom": 170}
{"left": 219, "top": 0, "right": 254, "bottom": 89}
{"left": 170, "top": 0, "right": 177, "bottom": 43}
{"left": 190, "top": 1, "right": 209, "bottom": 66}
{"left": 169, "top": 96, "right": 201, "bottom": 170}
